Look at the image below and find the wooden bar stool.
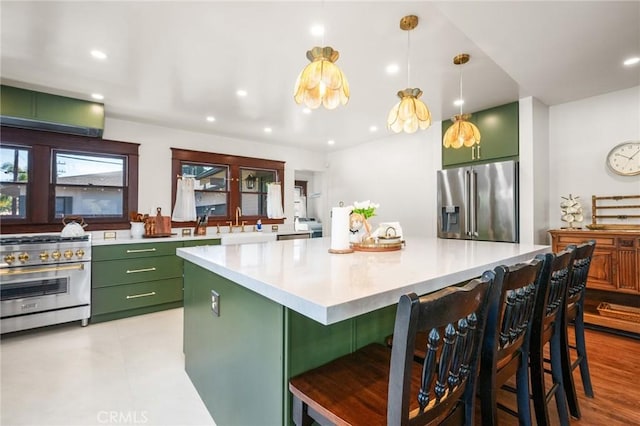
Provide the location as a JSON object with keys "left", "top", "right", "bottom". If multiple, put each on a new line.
{"left": 477, "top": 259, "right": 543, "bottom": 426}
{"left": 561, "top": 240, "right": 596, "bottom": 418}
{"left": 529, "top": 248, "right": 576, "bottom": 426}
{"left": 288, "top": 272, "right": 496, "bottom": 426}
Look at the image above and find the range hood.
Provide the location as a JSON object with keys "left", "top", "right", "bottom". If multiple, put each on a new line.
{"left": 0, "top": 85, "right": 104, "bottom": 137}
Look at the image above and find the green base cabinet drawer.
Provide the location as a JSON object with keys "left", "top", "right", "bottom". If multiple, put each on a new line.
{"left": 92, "top": 278, "right": 183, "bottom": 316}
{"left": 182, "top": 238, "right": 221, "bottom": 248}
{"left": 92, "top": 255, "right": 182, "bottom": 287}
{"left": 93, "top": 241, "right": 183, "bottom": 261}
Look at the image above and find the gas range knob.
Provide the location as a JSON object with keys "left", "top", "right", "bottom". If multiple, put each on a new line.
{"left": 51, "top": 250, "right": 62, "bottom": 260}
{"left": 39, "top": 252, "right": 49, "bottom": 261}
{"left": 63, "top": 250, "right": 73, "bottom": 260}
{"left": 4, "top": 254, "right": 16, "bottom": 265}
{"left": 75, "top": 249, "right": 85, "bottom": 259}
{"left": 18, "top": 252, "right": 30, "bottom": 263}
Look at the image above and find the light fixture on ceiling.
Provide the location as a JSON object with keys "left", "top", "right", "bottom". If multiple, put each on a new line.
{"left": 387, "top": 15, "right": 431, "bottom": 134}
{"left": 294, "top": 2, "right": 349, "bottom": 111}
{"left": 206, "top": 116, "right": 215, "bottom": 122}
{"left": 293, "top": 46, "right": 350, "bottom": 110}
{"left": 91, "top": 93, "right": 104, "bottom": 100}
{"left": 90, "top": 50, "right": 107, "bottom": 60}
{"left": 623, "top": 56, "right": 640, "bottom": 66}
{"left": 442, "top": 53, "right": 481, "bottom": 149}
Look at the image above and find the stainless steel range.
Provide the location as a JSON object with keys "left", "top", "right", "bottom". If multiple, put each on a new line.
{"left": 0, "top": 234, "right": 91, "bottom": 334}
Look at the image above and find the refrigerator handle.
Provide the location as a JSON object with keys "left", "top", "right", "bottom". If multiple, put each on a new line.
{"left": 471, "top": 170, "right": 478, "bottom": 237}
{"left": 465, "top": 170, "right": 471, "bottom": 237}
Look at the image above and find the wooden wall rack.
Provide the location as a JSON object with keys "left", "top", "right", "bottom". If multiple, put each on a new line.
{"left": 588, "top": 195, "right": 640, "bottom": 230}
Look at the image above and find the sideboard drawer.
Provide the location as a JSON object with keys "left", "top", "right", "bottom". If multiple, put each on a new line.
{"left": 92, "top": 278, "right": 183, "bottom": 315}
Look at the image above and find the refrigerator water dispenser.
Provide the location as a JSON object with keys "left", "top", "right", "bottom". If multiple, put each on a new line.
{"left": 441, "top": 205, "right": 460, "bottom": 233}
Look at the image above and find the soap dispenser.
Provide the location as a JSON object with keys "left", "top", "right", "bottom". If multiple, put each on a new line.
{"left": 256, "top": 219, "right": 262, "bottom": 232}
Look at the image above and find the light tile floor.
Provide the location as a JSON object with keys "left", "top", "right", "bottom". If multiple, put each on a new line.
{"left": 1, "top": 308, "right": 216, "bottom": 426}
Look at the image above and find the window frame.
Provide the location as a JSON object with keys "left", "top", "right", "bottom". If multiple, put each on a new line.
{"left": 0, "top": 126, "right": 139, "bottom": 234}
{"left": 171, "top": 148, "right": 285, "bottom": 226}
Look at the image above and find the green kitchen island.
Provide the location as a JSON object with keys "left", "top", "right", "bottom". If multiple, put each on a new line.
{"left": 177, "top": 237, "right": 548, "bottom": 426}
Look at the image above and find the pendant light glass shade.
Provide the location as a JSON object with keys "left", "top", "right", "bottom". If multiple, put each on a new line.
{"left": 443, "top": 53, "right": 481, "bottom": 149}
{"left": 386, "top": 15, "right": 431, "bottom": 134}
{"left": 387, "top": 88, "right": 432, "bottom": 133}
{"left": 442, "top": 113, "right": 481, "bottom": 148}
{"left": 294, "top": 46, "right": 350, "bottom": 110}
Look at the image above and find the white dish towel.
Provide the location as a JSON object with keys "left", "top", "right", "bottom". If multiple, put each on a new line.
{"left": 267, "top": 183, "right": 285, "bottom": 219}
{"left": 172, "top": 177, "right": 197, "bottom": 221}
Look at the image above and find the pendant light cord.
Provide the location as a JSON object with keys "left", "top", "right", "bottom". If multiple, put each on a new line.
{"left": 406, "top": 29, "right": 411, "bottom": 87}
{"left": 459, "top": 65, "right": 463, "bottom": 115}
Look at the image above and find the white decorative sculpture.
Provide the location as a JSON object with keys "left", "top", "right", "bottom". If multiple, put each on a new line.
{"left": 560, "top": 194, "right": 584, "bottom": 229}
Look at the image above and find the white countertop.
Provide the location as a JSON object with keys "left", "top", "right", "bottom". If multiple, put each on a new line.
{"left": 176, "top": 237, "right": 549, "bottom": 325}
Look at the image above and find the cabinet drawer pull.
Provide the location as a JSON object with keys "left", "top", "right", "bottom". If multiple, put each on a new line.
{"left": 126, "top": 291, "right": 156, "bottom": 299}
{"left": 471, "top": 146, "right": 476, "bottom": 160}
{"left": 477, "top": 145, "right": 481, "bottom": 159}
{"left": 126, "top": 248, "right": 157, "bottom": 253}
{"left": 126, "top": 267, "right": 157, "bottom": 274}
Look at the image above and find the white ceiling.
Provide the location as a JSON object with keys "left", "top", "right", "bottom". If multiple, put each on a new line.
{"left": 1, "top": 1, "right": 639, "bottom": 151}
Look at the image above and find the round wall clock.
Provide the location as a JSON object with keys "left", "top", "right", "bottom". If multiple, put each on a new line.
{"left": 606, "top": 141, "right": 640, "bottom": 176}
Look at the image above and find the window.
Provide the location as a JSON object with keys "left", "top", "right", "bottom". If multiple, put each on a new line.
{"left": 0, "top": 146, "right": 29, "bottom": 218}
{"left": 53, "top": 151, "right": 125, "bottom": 218}
{"left": 171, "top": 148, "right": 284, "bottom": 224}
{"left": 0, "top": 126, "right": 139, "bottom": 233}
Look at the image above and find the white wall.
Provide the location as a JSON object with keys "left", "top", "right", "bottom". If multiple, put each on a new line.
{"left": 548, "top": 86, "right": 640, "bottom": 233}
{"left": 326, "top": 128, "right": 442, "bottom": 238}
{"left": 519, "top": 97, "right": 551, "bottom": 245}
{"left": 102, "top": 117, "right": 327, "bottom": 223}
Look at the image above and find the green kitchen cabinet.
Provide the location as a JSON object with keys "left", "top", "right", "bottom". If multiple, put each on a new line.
{"left": 442, "top": 101, "right": 519, "bottom": 168}
{"left": 182, "top": 262, "right": 396, "bottom": 426}
{"left": 91, "top": 239, "right": 220, "bottom": 323}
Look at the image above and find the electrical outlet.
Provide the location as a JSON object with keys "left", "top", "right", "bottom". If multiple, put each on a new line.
{"left": 211, "top": 290, "right": 220, "bottom": 317}
{"left": 271, "top": 225, "right": 279, "bottom": 231}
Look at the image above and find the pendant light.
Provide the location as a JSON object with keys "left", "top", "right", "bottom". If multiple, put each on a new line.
{"left": 387, "top": 15, "right": 431, "bottom": 134}
{"left": 442, "top": 53, "right": 481, "bottom": 149}
{"left": 293, "top": 3, "right": 349, "bottom": 110}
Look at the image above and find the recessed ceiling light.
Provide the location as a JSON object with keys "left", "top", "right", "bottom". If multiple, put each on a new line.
{"left": 327, "top": 139, "right": 335, "bottom": 145}
{"left": 236, "top": 89, "right": 248, "bottom": 97}
{"left": 369, "top": 125, "right": 378, "bottom": 132}
{"left": 264, "top": 127, "right": 272, "bottom": 133}
{"left": 90, "top": 50, "right": 107, "bottom": 60}
{"left": 310, "top": 25, "right": 325, "bottom": 37}
{"left": 302, "top": 108, "right": 311, "bottom": 114}
{"left": 454, "top": 99, "right": 464, "bottom": 107}
{"left": 623, "top": 56, "right": 640, "bottom": 66}
{"left": 386, "top": 64, "right": 400, "bottom": 74}
{"left": 206, "top": 116, "right": 215, "bottom": 122}
{"left": 91, "top": 93, "right": 104, "bottom": 100}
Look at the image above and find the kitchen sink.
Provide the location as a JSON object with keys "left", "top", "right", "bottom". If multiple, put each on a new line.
{"left": 220, "top": 232, "right": 277, "bottom": 245}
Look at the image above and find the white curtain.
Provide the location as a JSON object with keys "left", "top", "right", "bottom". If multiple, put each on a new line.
{"left": 172, "top": 177, "right": 197, "bottom": 221}
{"left": 267, "top": 183, "right": 285, "bottom": 219}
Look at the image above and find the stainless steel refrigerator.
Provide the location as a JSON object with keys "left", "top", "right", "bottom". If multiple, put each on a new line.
{"left": 437, "top": 160, "right": 519, "bottom": 243}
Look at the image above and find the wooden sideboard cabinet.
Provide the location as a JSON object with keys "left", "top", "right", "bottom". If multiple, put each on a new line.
{"left": 549, "top": 229, "right": 640, "bottom": 334}
{"left": 549, "top": 229, "right": 639, "bottom": 294}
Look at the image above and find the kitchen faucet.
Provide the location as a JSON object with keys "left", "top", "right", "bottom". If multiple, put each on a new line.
{"left": 228, "top": 207, "right": 246, "bottom": 232}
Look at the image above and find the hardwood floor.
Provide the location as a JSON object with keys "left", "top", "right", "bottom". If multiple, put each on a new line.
{"left": 477, "top": 328, "right": 640, "bottom": 425}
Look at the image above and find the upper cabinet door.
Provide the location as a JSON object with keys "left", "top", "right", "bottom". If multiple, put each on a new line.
{"left": 442, "top": 101, "right": 519, "bottom": 168}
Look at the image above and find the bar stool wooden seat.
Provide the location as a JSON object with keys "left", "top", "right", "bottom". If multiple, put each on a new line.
{"left": 561, "top": 240, "right": 596, "bottom": 418}
{"left": 288, "top": 272, "right": 496, "bottom": 426}
{"left": 529, "top": 248, "right": 576, "bottom": 426}
{"left": 477, "top": 259, "right": 543, "bottom": 426}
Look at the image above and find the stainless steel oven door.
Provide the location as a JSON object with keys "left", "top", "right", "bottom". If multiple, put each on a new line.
{"left": 0, "top": 262, "right": 91, "bottom": 318}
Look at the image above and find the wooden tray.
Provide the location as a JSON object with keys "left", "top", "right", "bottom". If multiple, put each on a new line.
{"left": 597, "top": 302, "right": 640, "bottom": 323}
{"left": 350, "top": 241, "right": 404, "bottom": 252}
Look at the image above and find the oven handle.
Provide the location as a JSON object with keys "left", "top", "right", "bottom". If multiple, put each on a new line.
{"left": 0, "top": 263, "right": 85, "bottom": 276}
{"left": 126, "top": 248, "right": 157, "bottom": 253}
{"left": 126, "top": 291, "right": 156, "bottom": 299}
